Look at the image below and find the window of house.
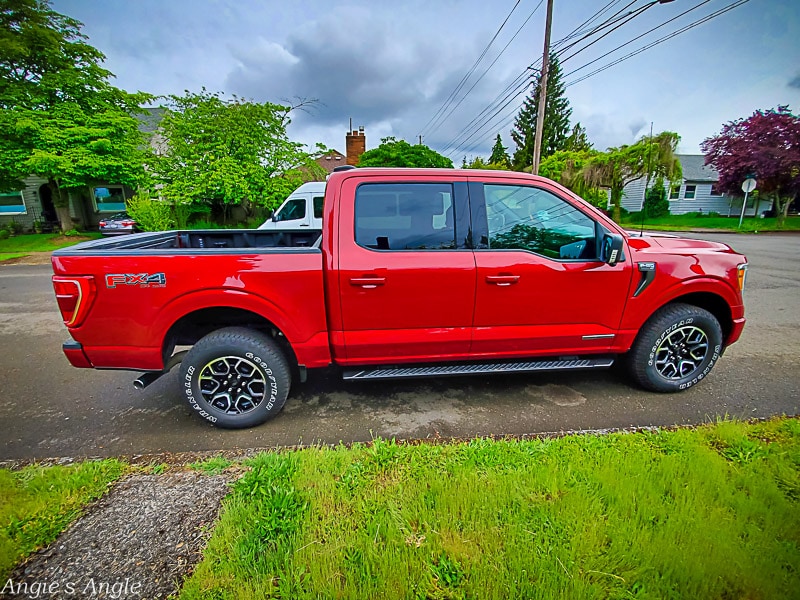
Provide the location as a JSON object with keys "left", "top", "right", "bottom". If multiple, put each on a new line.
{"left": 355, "top": 183, "right": 455, "bottom": 250}
{"left": 669, "top": 185, "right": 680, "bottom": 200}
{"left": 710, "top": 184, "right": 722, "bottom": 196}
{"left": 274, "top": 198, "right": 306, "bottom": 222}
{"left": 93, "top": 186, "right": 127, "bottom": 212}
{"left": 684, "top": 184, "right": 697, "bottom": 199}
{"left": 0, "top": 191, "right": 26, "bottom": 215}
{"left": 313, "top": 196, "right": 324, "bottom": 219}
{"left": 484, "top": 184, "right": 596, "bottom": 260}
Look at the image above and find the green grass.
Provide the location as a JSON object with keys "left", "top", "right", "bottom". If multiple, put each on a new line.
{"left": 0, "top": 232, "right": 102, "bottom": 254}
{"left": 0, "top": 253, "right": 26, "bottom": 262}
{"left": 621, "top": 212, "right": 800, "bottom": 232}
{"left": 0, "top": 460, "right": 125, "bottom": 579}
{"left": 189, "top": 457, "right": 233, "bottom": 475}
{"left": 180, "top": 418, "right": 800, "bottom": 600}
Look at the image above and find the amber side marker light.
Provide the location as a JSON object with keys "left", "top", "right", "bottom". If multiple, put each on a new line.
{"left": 737, "top": 263, "right": 748, "bottom": 292}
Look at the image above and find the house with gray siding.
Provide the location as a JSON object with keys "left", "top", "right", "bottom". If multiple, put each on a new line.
{"left": 620, "top": 154, "right": 771, "bottom": 217}
{"left": 0, "top": 108, "right": 164, "bottom": 232}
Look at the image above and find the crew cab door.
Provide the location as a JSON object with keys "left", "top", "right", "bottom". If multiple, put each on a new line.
{"left": 336, "top": 177, "right": 475, "bottom": 363}
{"left": 469, "top": 178, "right": 633, "bottom": 356}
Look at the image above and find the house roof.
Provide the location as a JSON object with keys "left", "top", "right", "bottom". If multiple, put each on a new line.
{"left": 136, "top": 107, "right": 166, "bottom": 134}
{"left": 677, "top": 154, "right": 719, "bottom": 183}
{"left": 315, "top": 149, "right": 346, "bottom": 174}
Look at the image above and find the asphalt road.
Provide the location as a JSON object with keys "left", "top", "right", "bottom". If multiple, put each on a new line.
{"left": 1, "top": 232, "right": 798, "bottom": 463}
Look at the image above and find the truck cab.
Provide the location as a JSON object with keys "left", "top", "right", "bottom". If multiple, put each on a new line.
{"left": 258, "top": 182, "right": 325, "bottom": 230}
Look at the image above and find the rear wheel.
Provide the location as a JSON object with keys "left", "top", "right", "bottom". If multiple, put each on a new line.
{"left": 627, "top": 303, "right": 723, "bottom": 393}
{"left": 179, "top": 327, "right": 290, "bottom": 428}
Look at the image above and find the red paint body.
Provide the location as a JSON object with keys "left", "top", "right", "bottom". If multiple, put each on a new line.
{"left": 51, "top": 169, "right": 746, "bottom": 373}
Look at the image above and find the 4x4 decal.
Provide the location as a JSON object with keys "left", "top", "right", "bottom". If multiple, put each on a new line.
{"left": 105, "top": 273, "right": 166, "bottom": 288}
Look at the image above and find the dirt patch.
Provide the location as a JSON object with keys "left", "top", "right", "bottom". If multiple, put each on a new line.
{"left": 8, "top": 470, "right": 236, "bottom": 599}
{"left": 0, "top": 252, "right": 52, "bottom": 266}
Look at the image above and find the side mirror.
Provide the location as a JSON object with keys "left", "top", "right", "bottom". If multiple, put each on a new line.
{"left": 271, "top": 213, "right": 279, "bottom": 222}
{"left": 602, "top": 233, "right": 624, "bottom": 266}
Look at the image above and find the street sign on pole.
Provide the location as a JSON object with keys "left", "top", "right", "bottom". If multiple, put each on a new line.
{"left": 739, "top": 177, "right": 757, "bottom": 228}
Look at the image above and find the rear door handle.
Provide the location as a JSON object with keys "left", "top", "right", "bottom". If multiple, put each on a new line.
{"left": 350, "top": 277, "right": 386, "bottom": 289}
{"left": 486, "top": 275, "right": 520, "bottom": 286}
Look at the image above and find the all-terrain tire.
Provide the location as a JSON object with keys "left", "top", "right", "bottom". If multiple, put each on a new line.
{"left": 179, "top": 327, "right": 291, "bottom": 428}
{"left": 627, "top": 303, "right": 723, "bottom": 393}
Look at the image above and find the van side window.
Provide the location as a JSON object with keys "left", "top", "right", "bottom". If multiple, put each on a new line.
{"left": 484, "top": 184, "right": 597, "bottom": 260}
{"left": 313, "top": 196, "right": 324, "bottom": 219}
{"left": 275, "top": 198, "right": 305, "bottom": 222}
{"left": 355, "top": 183, "right": 455, "bottom": 250}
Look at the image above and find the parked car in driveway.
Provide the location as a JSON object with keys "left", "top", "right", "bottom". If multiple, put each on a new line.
{"left": 99, "top": 212, "right": 138, "bottom": 235}
{"left": 258, "top": 182, "right": 325, "bottom": 231}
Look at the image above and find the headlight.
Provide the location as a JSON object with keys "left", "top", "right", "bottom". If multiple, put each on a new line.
{"left": 737, "top": 263, "right": 748, "bottom": 292}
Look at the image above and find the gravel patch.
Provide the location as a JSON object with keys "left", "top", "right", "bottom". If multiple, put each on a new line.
{"left": 6, "top": 471, "right": 236, "bottom": 599}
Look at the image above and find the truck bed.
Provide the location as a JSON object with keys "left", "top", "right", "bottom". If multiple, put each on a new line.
{"left": 53, "top": 229, "right": 322, "bottom": 255}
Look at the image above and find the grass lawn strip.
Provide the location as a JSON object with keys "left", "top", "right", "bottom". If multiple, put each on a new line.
{"left": 621, "top": 213, "right": 800, "bottom": 232}
{"left": 0, "top": 233, "right": 102, "bottom": 255}
{"left": 0, "top": 460, "right": 125, "bottom": 580}
{"left": 0, "top": 253, "right": 27, "bottom": 262}
{"left": 180, "top": 418, "right": 800, "bottom": 599}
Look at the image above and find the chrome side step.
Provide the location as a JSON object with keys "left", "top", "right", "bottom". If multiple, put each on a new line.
{"left": 342, "top": 356, "right": 615, "bottom": 381}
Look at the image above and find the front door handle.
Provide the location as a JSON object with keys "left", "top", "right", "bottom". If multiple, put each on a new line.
{"left": 486, "top": 275, "right": 520, "bottom": 286}
{"left": 350, "top": 276, "right": 386, "bottom": 289}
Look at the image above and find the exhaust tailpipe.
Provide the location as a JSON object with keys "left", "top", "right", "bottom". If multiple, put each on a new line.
{"left": 132, "top": 350, "right": 188, "bottom": 391}
{"left": 133, "top": 371, "right": 164, "bottom": 390}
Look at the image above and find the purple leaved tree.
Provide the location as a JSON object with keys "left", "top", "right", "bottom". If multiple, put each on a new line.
{"left": 701, "top": 106, "right": 800, "bottom": 226}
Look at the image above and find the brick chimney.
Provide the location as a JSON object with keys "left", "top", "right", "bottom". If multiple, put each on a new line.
{"left": 346, "top": 126, "right": 366, "bottom": 166}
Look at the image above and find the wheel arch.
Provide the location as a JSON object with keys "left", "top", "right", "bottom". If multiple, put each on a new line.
{"left": 161, "top": 306, "right": 299, "bottom": 374}
{"left": 665, "top": 291, "right": 733, "bottom": 343}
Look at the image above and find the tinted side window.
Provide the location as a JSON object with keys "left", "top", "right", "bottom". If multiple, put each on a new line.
{"left": 355, "top": 183, "right": 455, "bottom": 250}
{"left": 275, "top": 198, "right": 306, "bottom": 222}
{"left": 313, "top": 196, "right": 324, "bottom": 219}
{"left": 484, "top": 184, "right": 596, "bottom": 260}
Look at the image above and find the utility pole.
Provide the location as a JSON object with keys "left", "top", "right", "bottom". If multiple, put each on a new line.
{"left": 531, "top": 0, "right": 554, "bottom": 175}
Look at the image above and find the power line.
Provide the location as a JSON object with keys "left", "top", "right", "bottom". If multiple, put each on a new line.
{"left": 419, "top": 0, "right": 522, "bottom": 139}
{"left": 562, "top": 0, "right": 713, "bottom": 72}
{"left": 442, "top": 1, "right": 630, "bottom": 156}
{"left": 425, "top": 0, "right": 544, "bottom": 139}
{"left": 565, "top": 0, "right": 750, "bottom": 87}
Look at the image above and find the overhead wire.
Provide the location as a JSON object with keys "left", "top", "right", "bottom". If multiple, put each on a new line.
{"left": 419, "top": 0, "right": 523, "bottom": 139}
{"left": 445, "top": 0, "right": 749, "bottom": 157}
{"left": 426, "top": 0, "right": 544, "bottom": 140}
{"left": 443, "top": 0, "right": 631, "bottom": 156}
{"left": 565, "top": 0, "right": 750, "bottom": 87}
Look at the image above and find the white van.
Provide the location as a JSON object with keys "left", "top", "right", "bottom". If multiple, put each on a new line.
{"left": 258, "top": 182, "right": 325, "bottom": 230}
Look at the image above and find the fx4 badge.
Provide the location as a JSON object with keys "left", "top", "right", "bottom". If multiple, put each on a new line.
{"left": 105, "top": 273, "right": 166, "bottom": 288}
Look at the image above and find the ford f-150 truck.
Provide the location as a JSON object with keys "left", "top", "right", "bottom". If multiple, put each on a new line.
{"left": 51, "top": 167, "right": 748, "bottom": 428}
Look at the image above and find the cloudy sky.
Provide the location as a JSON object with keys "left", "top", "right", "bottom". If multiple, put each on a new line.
{"left": 53, "top": 0, "right": 799, "bottom": 160}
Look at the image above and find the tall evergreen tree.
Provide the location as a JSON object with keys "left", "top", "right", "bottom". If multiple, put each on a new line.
{"left": 511, "top": 54, "right": 572, "bottom": 171}
{"left": 488, "top": 134, "right": 511, "bottom": 167}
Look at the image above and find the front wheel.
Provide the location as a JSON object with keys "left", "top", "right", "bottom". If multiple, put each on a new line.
{"left": 179, "top": 327, "right": 291, "bottom": 428}
{"left": 627, "top": 303, "right": 723, "bottom": 393}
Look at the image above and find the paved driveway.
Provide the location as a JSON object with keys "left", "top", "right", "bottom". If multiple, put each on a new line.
{"left": 0, "top": 232, "right": 797, "bottom": 463}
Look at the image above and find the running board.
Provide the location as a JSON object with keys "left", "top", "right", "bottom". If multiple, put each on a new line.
{"left": 342, "top": 356, "right": 615, "bottom": 381}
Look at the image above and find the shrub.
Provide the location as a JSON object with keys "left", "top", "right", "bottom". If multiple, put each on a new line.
{"left": 126, "top": 193, "right": 175, "bottom": 232}
{"left": 6, "top": 220, "right": 23, "bottom": 235}
{"left": 0, "top": 229, "right": 9, "bottom": 240}
{"left": 643, "top": 181, "right": 670, "bottom": 219}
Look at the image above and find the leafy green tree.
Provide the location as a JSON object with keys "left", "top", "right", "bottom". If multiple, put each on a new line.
{"left": 564, "top": 122, "right": 592, "bottom": 152}
{"left": 489, "top": 134, "right": 511, "bottom": 168}
{"left": 581, "top": 131, "right": 681, "bottom": 222}
{"left": 463, "top": 155, "right": 510, "bottom": 170}
{"left": 538, "top": 149, "right": 605, "bottom": 208}
{"left": 511, "top": 54, "right": 572, "bottom": 170}
{"left": 146, "top": 90, "right": 324, "bottom": 220}
{"left": 0, "top": 0, "right": 151, "bottom": 231}
{"left": 357, "top": 137, "right": 453, "bottom": 168}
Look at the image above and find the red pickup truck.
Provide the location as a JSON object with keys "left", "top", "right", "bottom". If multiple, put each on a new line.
{"left": 52, "top": 167, "right": 748, "bottom": 428}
